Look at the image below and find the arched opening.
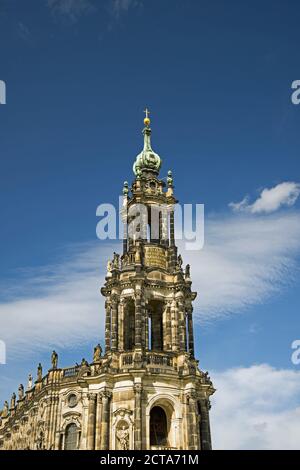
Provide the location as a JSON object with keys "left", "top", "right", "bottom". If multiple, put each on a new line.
{"left": 148, "top": 300, "right": 164, "bottom": 351}
{"left": 150, "top": 406, "right": 169, "bottom": 447}
{"left": 124, "top": 299, "right": 135, "bottom": 351}
{"left": 64, "top": 423, "right": 78, "bottom": 450}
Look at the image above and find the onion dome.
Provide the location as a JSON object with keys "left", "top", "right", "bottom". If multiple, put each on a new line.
{"left": 133, "top": 108, "right": 162, "bottom": 176}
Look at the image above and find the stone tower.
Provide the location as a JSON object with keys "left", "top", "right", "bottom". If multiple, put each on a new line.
{"left": 100, "top": 111, "right": 215, "bottom": 450}
{"left": 0, "top": 111, "right": 215, "bottom": 451}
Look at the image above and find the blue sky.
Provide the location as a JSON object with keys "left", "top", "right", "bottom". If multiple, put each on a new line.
{"left": 1, "top": 0, "right": 300, "bottom": 449}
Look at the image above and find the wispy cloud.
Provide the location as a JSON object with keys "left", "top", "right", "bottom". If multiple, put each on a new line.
{"left": 181, "top": 211, "right": 300, "bottom": 321}
{"left": 46, "top": 0, "right": 142, "bottom": 22}
{"left": 0, "top": 242, "right": 115, "bottom": 357}
{"left": 1, "top": 209, "right": 299, "bottom": 358}
{"left": 229, "top": 182, "right": 300, "bottom": 214}
{"left": 110, "top": 0, "right": 142, "bottom": 20}
{"left": 47, "top": 0, "right": 95, "bottom": 22}
{"left": 211, "top": 364, "right": 300, "bottom": 449}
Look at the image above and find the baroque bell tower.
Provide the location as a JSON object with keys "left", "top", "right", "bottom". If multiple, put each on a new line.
{"left": 100, "top": 111, "right": 215, "bottom": 450}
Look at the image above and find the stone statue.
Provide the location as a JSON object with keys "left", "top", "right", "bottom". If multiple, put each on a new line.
{"left": 93, "top": 343, "right": 102, "bottom": 362}
{"left": 2, "top": 401, "right": 9, "bottom": 418}
{"left": 113, "top": 252, "right": 120, "bottom": 269}
{"left": 18, "top": 384, "right": 24, "bottom": 401}
{"left": 177, "top": 254, "right": 183, "bottom": 269}
{"left": 116, "top": 425, "right": 129, "bottom": 450}
{"left": 37, "top": 363, "right": 43, "bottom": 382}
{"left": 51, "top": 350, "right": 58, "bottom": 369}
{"left": 10, "top": 393, "right": 16, "bottom": 409}
{"left": 107, "top": 259, "right": 112, "bottom": 273}
{"left": 81, "top": 358, "right": 89, "bottom": 367}
{"left": 185, "top": 264, "right": 190, "bottom": 278}
{"left": 36, "top": 430, "right": 45, "bottom": 450}
{"left": 28, "top": 373, "right": 33, "bottom": 390}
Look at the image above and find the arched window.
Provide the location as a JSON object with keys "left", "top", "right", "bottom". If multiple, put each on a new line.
{"left": 150, "top": 406, "right": 169, "bottom": 446}
{"left": 64, "top": 423, "right": 78, "bottom": 450}
{"left": 124, "top": 299, "right": 135, "bottom": 351}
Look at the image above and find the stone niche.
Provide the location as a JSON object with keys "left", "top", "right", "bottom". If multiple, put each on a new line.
{"left": 111, "top": 408, "right": 134, "bottom": 450}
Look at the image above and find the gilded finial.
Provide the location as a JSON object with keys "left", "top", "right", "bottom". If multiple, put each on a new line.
{"left": 143, "top": 107, "right": 151, "bottom": 127}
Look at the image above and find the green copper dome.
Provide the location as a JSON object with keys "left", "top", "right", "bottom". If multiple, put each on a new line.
{"left": 133, "top": 125, "right": 162, "bottom": 176}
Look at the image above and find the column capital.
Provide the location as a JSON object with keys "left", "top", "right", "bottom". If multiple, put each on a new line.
{"left": 99, "top": 390, "right": 112, "bottom": 400}
{"left": 133, "top": 383, "right": 143, "bottom": 395}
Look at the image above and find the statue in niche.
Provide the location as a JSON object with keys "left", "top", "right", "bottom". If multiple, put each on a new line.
{"left": 51, "top": 350, "right": 58, "bottom": 369}
{"left": 10, "top": 393, "right": 16, "bottom": 409}
{"left": 36, "top": 430, "right": 45, "bottom": 450}
{"left": 116, "top": 424, "right": 129, "bottom": 450}
{"left": 18, "top": 384, "right": 24, "bottom": 401}
{"left": 93, "top": 343, "right": 102, "bottom": 362}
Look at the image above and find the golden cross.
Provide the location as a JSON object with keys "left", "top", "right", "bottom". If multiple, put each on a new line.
{"left": 144, "top": 108, "right": 150, "bottom": 119}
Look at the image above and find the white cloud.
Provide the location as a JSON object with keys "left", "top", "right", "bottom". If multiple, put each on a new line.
{"left": 111, "top": 0, "right": 142, "bottom": 19}
{"left": 1, "top": 210, "right": 300, "bottom": 357}
{"left": 180, "top": 211, "right": 300, "bottom": 321}
{"left": 47, "top": 0, "right": 142, "bottom": 22}
{"left": 47, "top": 0, "right": 94, "bottom": 21}
{"left": 0, "top": 242, "right": 115, "bottom": 357}
{"left": 229, "top": 182, "right": 300, "bottom": 214}
{"left": 211, "top": 364, "right": 300, "bottom": 449}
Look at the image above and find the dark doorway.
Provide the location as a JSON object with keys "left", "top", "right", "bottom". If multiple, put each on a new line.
{"left": 150, "top": 406, "right": 168, "bottom": 446}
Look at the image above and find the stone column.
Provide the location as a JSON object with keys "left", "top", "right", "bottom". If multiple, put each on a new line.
{"left": 177, "top": 296, "right": 186, "bottom": 351}
{"left": 45, "top": 395, "right": 54, "bottom": 449}
{"left": 187, "top": 392, "right": 199, "bottom": 450}
{"left": 164, "top": 302, "right": 172, "bottom": 351}
{"left": 145, "top": 306, "right": 149, "bottom": 350}
{"left": 118, "top": 299, "right": 125, "bottom": 351}
{"left": 199, "top": 399, "right": 212, "bottom": 450}
{"left": 50, "top": 395, "right": 59, "bottom": 449}
{"left": 134, "top": 384, "right": 142, "bottom": 450}
{"left": 160, "top": 206, "right": 169, "bottom": 246}
{"left": 171, "top": 299, "right": 179, "bottom": 351}
{"left": 95, "top": 393, "right": 103, "bottom": 450}
{"left": 170, "top": 209, "right": 175, "bottom": 246}
{"left": 100, "top": 391, "right": 111, "bottom": 450}
{"left": 87, "top": 393, "right": 97, "bottom": 450}
{"left": 105, "top": 300, "right": 111, "bottom": 353}
{"left": 135, "top": 290, "right": 142, "bottom": 349}
{"left": 187, "top": 306, "right": 195, "bottom": 358}
{"left": 123, "top": 204, "right": 128, "bottom": 255}
{"left": 111, "top": 296, "right": 118, "bottom": 351}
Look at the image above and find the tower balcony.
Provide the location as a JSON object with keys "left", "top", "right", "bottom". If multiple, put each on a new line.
{"left": 119, "top": 350, "right": 177, "bottom": 372}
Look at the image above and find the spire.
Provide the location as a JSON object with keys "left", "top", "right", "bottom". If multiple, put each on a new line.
{"left": 133, "top": 109, "right": 162, "bottom": 176}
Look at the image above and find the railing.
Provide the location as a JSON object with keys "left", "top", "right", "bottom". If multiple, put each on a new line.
{"left": 121, "top": 353, "right": 133, "bottom": 366}
{"left": 63, "top": 366, "right": 79, "bottom": 378}
{"left": 147, "top": 353, "right": 173, "bottom": 367}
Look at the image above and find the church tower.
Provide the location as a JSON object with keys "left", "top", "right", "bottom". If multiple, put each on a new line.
{"left": 100, "top": 111, "right": 215, "bottom": 450}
